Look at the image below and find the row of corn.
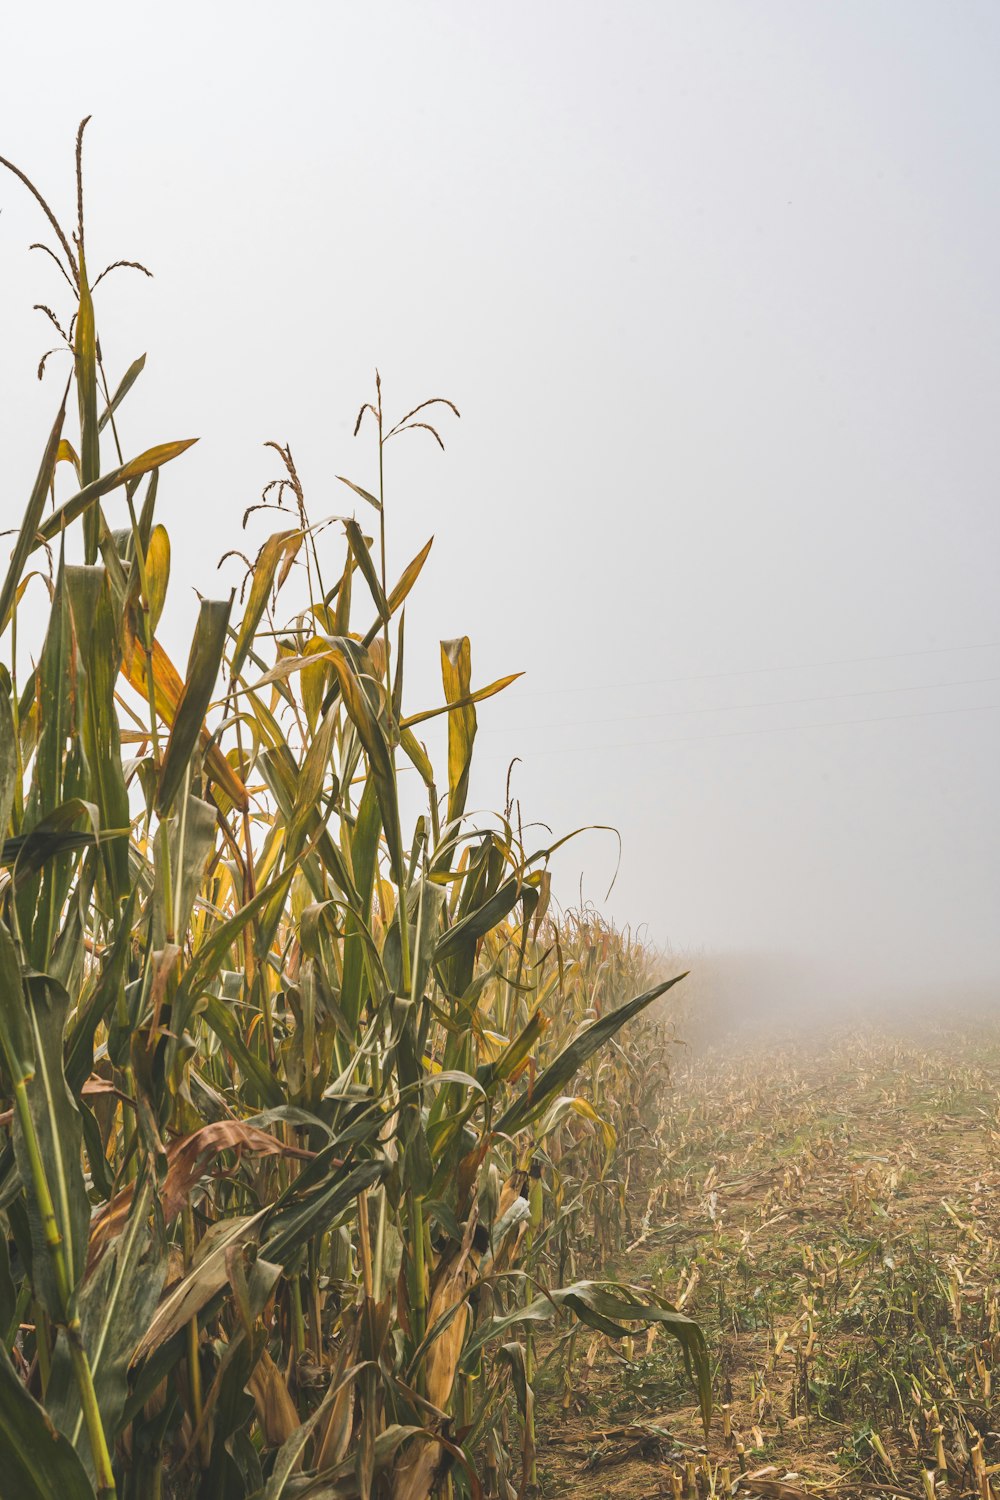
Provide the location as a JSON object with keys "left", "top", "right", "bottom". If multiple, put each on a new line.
{"left": 0, "top": 126, "right": 707, "bottom": 1500}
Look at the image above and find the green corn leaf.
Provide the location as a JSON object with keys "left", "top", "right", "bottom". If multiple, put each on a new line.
{"left": 64, "top": 567, "right": 130, "bottom": 902}
{"left": 157, "top": 596, "right": 232, "bottom": 814}
{"left": 47, "top": 1181, "right": 167, "bottom": 1467}
{"left": 385, "top": 536, "right": 433, "bottom": 617}
{"left": 0, "top": 920, "right": 33, "bottom": 1086}
{"left": 20, "top": 564, "right": 77, "bottom": 966}
{"left": 231, "top": 529, "right": 302, "bottom": 683}
{"left": 261, "top": 1158, "right": 385, "bottom": 1267}
{"left": 495, "top": 1340, "right": 532, "bottom": 1423}
{"left": 325, "top": 649, "right": 404, "bottom": 886}
{"left": 495, "top": 972, "right": 688, "bottom": 1138}
{"left": 0, "top": 686, "right": 18, "bottom": 858}
{"left": 118, "top": 438, "right": 199, "bottom": 483}
{"left": 463, "top": 1279, "right": 710, "bottom": 1431}
{"left": 0, "top": 1344, "right": 95, "bottom": 1500}
{"left": 258, "top": 744, "right": 359, "bottom": 906}
{"left": 0, "top": 392, "right": 66, "bottom": 637}
{"left": 440, "top": 637, "right": 476, "bottom": 824}
{"left": 64, "top": 886, "right": 137, "bottom": 1091}
{"left": 433, "top": 873, "right": 526, "bottom": 963}
{"left": 201, "top": 996, "right": 285, "bottom": 1108}
{"left": 16, "top": 973, "right": 92, "bottom": 1312}
{"left": 401, "top": 670, "right": 522, "bottom": 731}
{"left": 340, "top": 777, "right": 382, "bottom": 1030}
{"left": 98, "top": 352, "right": 145, "bottom": 433}
{"left": 344, "top": 519, "right": 388, "bottom": 622}
{"left": 131, "top": 1212, "right": 268, "bottom": 1364}
{"left": 180, "top": 864, "right": 296, "bottom": 1007}
{"left": 143, "top": 522, "right": 170, "bottom": 635}
{"left": 272, "top": 1424, "right": 425, "bottom": 1500}
{"left": 335, "top": 474, "right": 381, "bottom": 512}
{"left": 9, "top": 799, "right": 101, "bottom": 885}
{"left": 151, "top": 793, "right": 217, "bottom": 949}
{"left": 284, "top": 704, "right": 337, "bottom": 861}
{"left": 31, "top": 440, "right": 198, "bottom": 554}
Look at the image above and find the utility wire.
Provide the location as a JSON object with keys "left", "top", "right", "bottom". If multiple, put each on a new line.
{"left": 474, "top": 699, "right": 1000, "bottom": 760}
{"left": 514, "top": 641, "right": 1000, "bottom": 697}
{"left": 479, "top": 674, "right": 1000, "bottom": 736}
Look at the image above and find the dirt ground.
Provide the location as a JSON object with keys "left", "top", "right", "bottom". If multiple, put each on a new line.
{"left": 533, "top": 1016, "right": 1000, "bottom": 1500}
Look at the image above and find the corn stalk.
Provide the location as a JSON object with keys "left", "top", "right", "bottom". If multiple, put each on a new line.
{"left": 0, "top": 125, "right": 708, "bottom": 1500}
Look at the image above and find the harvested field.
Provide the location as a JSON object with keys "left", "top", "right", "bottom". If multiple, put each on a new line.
{"left": 1, "top": 92, "right": 995, "bottom": 1500}
{"left": 536, "top": 1018, "right": 1000, "bottom": 1500}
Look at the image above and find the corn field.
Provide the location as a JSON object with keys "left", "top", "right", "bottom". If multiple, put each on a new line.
{"left": 0, "top": 125, "right": 708, "bottom": 1500}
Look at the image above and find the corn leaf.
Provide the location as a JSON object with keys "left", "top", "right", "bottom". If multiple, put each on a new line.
{"left": 98, "top": 352, "right": 145, "bottom": 433}
{"left": 441, "top": 637, "right": 476, "bottom": 824}
{"left": 157, "top": 596, "right": 232, "bottom": 814}
{"left": 0, "top": 394, "right": 65, "bottom": 636}
{"left": 495, "top": 973, "right": 688, "bottom": 1137}
{"left": 14, "top": 973, "right": 91, "bottom": 1317}
{"left": 0, "top": 1346, "right": 95, "bottom": 1500}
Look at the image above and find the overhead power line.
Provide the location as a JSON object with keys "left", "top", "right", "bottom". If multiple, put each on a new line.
{"left": 479, "top": 674, "right": 1000, "bottom": 736}
{"left": 514, "top": 641, "right": 1000, "bottom": 698}
{"left": 474, "top": 699, "right": 1000, "bottom": 760}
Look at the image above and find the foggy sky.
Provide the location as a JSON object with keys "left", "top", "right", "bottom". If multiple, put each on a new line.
{"left": 2, "top": 2, "right": 998, "bottom": 998}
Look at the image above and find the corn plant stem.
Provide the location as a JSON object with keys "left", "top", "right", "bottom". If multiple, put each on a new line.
{"left": 96, "top": 356, "right": 125, "bottom": 468}
{"left": 290, "top": 1274, "right": 307, "bottom": 1362}
{"left": 68, "top": 1339, "right": 117, "bottom": 1500}
{"left": 297, "top": 493, "right": 316, "bottom": 612}
{"left": 309, "top": 1239, "right": 323, "bottom": 1358}
{"left": 356, "top": 1187, "right": 375, "bottom": 1299}
{"left": 12, "top": 1079, "right": 116, "bottom": 1496}
{"left": 376, "top": 392, "right": 392, "bottom": 738}
{"left": 7, "top": 1282, "right": 30, "bottom": 1355}
{"left": 124, "top": 488, "right": 175, "bottom": 942}
{"left": 523, "top": 1222, "right": 538, "bottom": 1492}
{"left": 374, "top": 390, "right": 413, "bottom": 1001}
{"left": 33, "top": 1301, "right": 51, "bottom": 1395}
{"left": 182, "top": 1204, "right": 205, "bottom": 1460}
{"left": 428, "top": 783, "right": 441, "bottom": 848}
{"left": 232, "top": 705, "right": 274, "bottom": 1065}
{"left": 8, "top": 608, "right": 23, "bottom": 836}
{"left": 562, "top": 1325, "right": 578, "bottom": 1410}
{"left": 118, "top": 1060, "right": 138, "bottom": 1184}
{"left": 372, "top": 1187, "right": 387, "bottom": 1303}
{"left": 524, "top": 1327, "right": 537, "bottom": 1492}
{"left": 410, "top": 1191, "right": 428, "bottom": 1385}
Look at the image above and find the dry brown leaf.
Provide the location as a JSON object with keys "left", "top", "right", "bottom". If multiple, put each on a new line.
{"left": 247, "top": 1347, "right": 301, "bottom": 1447}
{"left": 89, "top": 1119, "right": 309, "bottom": 1266}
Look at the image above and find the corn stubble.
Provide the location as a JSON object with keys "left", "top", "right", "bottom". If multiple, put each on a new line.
{"left": 0, "top": 125, "right": 708, "bottom": 1500}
